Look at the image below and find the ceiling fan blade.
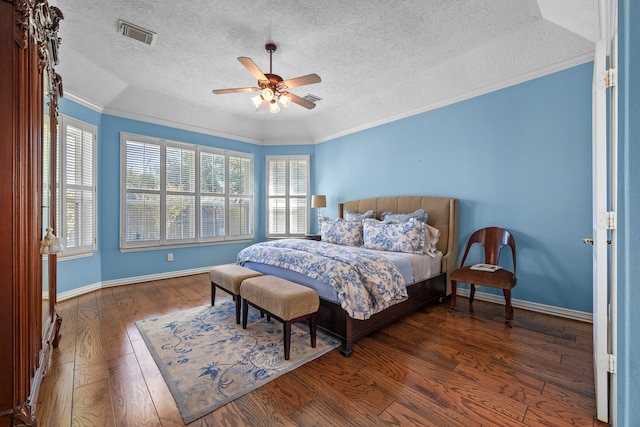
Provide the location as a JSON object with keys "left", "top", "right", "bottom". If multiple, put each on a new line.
{"left": 212, "top": 87, "right": 258, "bottom": 94}
{"left": 237, "top": 57, "right": 268, "bottom": 82}
{"left": 289, "top": 93, "right": 316, "bottom": 110}
{"left": 281, "top": 73, "right": 321, "bottom": 89}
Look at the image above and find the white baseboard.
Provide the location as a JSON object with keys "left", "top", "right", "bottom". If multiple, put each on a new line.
{"left": 455, "top": 288, "right": 592, "bottom": 323}
{"left": 57, "top": 266, "right": 213, "bottom": 302}
{"left": 57, "top": 268, "right": 593, "bottom": 323}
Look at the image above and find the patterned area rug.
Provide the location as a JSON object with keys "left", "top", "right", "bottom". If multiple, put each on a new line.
{"left": 136, "top": 300, "right": 340, "bottom": 424}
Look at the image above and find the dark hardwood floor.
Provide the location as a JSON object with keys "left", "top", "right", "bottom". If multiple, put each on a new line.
{"left": 36, "top": 273, "right": 607, "bottom": 426}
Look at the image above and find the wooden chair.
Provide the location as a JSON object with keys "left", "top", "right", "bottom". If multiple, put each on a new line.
{"left": 449, "top": 227, "right": 517, "bottom": 323}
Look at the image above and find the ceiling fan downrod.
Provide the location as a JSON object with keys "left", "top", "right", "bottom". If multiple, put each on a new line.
{"left": 265, "top": 43, "right": 276, "bottom": 74}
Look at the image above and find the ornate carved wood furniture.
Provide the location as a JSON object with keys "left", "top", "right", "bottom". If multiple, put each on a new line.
{"left": 0, "top": 1, "right": 63, "bottom": 425}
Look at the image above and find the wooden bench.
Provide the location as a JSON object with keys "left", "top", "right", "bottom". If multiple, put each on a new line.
{"left": 209, "top": 264, "right": 262, "bottom": 324}
{"left": 240, "top": 275, "right": 319, "bottom": 360}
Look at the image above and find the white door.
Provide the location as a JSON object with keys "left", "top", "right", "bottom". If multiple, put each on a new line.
{"left": 591, "top": 36, "right": 608, "bottom": 423}
{"left": 591, "top": 0, "right": 617, "bottom": 423}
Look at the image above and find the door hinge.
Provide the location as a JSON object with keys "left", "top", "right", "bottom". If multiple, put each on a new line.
{"left": 606, "top": 211, "right": 616, "bottom": 229}
{"left": 599, "top": 211, "right": 617, "bottom": 230}
{"left": 608, "top": 353, "right": 616, "bottom": 374}
{"left": 598, "top": 68, "right": 617, "bottom": 89}
{"left": 605, "top": 68, "right": 617, "bottom": 88}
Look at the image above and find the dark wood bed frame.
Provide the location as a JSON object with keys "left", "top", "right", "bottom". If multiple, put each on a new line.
{"left": 322, "top": 195, "right": 460, "bottom": 356}
{"left": 317, "top": 273, "right": 447, "bottom": 356}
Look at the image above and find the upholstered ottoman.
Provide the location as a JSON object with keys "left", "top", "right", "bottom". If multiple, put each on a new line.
{"left": 209, "top": 264, "right": 262, "bottom": 324}
{"left": 240, "top": 275, "right": 320, "bottom": 360}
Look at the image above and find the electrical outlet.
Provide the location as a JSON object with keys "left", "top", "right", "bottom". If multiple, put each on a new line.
{"left": 167, "top": 253, "right": 173, "bottom": 262}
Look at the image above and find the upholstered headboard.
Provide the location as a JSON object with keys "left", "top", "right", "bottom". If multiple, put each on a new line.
{"left": 339, "top": 196, "right": 460, "bottom": 294}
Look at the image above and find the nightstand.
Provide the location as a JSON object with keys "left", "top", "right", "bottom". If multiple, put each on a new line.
{"left": 305, "top": 234, "right": 321, "bottom": 241}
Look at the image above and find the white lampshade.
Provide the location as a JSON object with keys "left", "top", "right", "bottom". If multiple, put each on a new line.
{"left": 311, "top": 194, "right": 326, "bottom": 208}
{"left": 251, "top": 94, "right": 264, "bottom": 108}
{"left": 279, "top": 92, "right": 291, "bottom": 108}
{"left": 269, "top": 99, "right": 280, "bottom": 113}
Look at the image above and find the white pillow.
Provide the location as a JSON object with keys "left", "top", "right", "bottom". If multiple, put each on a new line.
{"left": 381, "top": 208, "right": 428, "bottom": 224}
{"left": 362, "top": 218, "right": 425, "bottom": 254}
{"left": 344, "top": 209, "right": 375, "bottom": 221}
{"left": 423, "top": 224, "right": 441, "bottom": 257}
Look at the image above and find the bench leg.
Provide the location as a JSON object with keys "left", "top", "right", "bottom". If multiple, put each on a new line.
{"left": 310, "top": 314, "right": 317, "bottom": 348}
{"left": 211, "top": 282, "right": 216, "bottom": 306}
{"left": 242, "top": 299, "right": 249, "bottom": 329}
{"left": 283, "top": 320, "right": 291, "bottom": 360}
{"left": 234, "top": 296, "right": 242, "bottom": 325}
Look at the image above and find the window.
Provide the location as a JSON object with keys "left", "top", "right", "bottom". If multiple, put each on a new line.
{"left": 58, "top": 116, "right": 97, "bottom": 257}
{"left": 121, "top": 133, "right": 253, "bottom": 249}
{"left": 266, "top": 155, "right": 309, "bottom": 237}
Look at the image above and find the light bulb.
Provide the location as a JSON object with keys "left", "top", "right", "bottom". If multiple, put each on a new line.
{"left": 262, "top": 87, "right": 274, "bottom": 101}
{"left": 269, "top": 99, "right": 280, "bottom": 113}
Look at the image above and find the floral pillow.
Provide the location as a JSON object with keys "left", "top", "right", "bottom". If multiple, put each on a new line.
{"left": 381, "top": 208, "right": 428, "bottom": 224}
{"left": 344, "top": 209, "right": 375, "bottom": 221}
{"left": 362, "top": 218, "right": 425, "bottom": 254}
{"left": 320, "top": 217, "right": 364, "bottom": 246}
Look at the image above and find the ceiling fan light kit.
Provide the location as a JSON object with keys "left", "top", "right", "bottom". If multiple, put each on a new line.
{"left": 212, "top": 43, "right": 321, "bottom": 113}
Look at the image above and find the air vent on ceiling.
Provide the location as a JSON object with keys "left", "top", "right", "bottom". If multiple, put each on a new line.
{"left": 303, "top": 94, "right": 323, "bottom": 103}
{"left": 118, "top": 19, "right": 156, "bottom": 45}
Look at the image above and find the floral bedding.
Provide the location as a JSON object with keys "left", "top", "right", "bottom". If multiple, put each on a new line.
{"left": 236, "top": 239, "right": 408, "bottom": 320}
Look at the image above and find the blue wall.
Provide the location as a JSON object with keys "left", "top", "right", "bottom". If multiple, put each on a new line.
{"left": 59, "top": 63, "right": 593, "bottom": 314}
{"left": 316, "top": 63, "right": 594, "bottom": 313}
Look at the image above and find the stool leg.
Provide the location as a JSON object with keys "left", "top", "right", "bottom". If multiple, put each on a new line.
{"left": 234, "top": 296, "right": 241, "bottom": 325}
{"left": 283, "top": 321, "right": 291, "bottom": 360}
{"left": 211, "top": 282, "right": 216, "bottom": 306}
{"left": 242, "top": 299, "right": 248, "bottom": 329}
{"left": 310, "top": 314, "right": 317, "bottom": 348}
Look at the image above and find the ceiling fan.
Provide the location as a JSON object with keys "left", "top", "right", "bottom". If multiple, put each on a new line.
{"left": 212, "top": 43, "right": 321, "bottom": 113}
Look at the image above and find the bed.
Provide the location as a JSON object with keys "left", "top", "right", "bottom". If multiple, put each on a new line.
{"left": 238, "top": 195, "right": 459, "bottom": 356}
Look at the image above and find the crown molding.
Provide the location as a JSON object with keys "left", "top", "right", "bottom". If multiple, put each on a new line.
{"left": 314, "top": 52, "right": 595, "bottom": 144}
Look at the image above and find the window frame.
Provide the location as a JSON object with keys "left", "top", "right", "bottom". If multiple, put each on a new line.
{"left": 57, "top": 115, "right": 97, "bottom": 258}
{"left": 120, "top": 133, "right": 254, "bottom": 250}
{"left": 265, "top": 155, "right": 310, "bottom": 238}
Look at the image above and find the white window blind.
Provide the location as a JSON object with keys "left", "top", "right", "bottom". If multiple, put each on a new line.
{"left": 58, "top": 116, "right": 97, "bottom": 257}
{"left": 266, "top": 155, "right": 309, "bottom": 237}
{"left": 121, "top": 133, "right": 253, "bottom": 249}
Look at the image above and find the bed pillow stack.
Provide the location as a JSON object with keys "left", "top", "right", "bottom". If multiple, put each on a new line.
{"left": 319, "top": 208, "right": 440, "bottom": 256}
{"left": 379, "top": 208, "right": 440, "bottom": 257}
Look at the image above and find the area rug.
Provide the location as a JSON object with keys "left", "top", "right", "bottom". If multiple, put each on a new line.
{"left": 136, "top": 301, "right": 340, "bottom": 423}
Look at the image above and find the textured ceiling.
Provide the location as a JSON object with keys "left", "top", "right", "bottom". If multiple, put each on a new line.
{"left": 50, "top": 0, "right": 600, "bottom": 145}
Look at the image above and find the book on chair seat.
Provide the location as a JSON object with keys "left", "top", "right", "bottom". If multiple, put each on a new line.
{"left": 470, "top": 263, "right": 502, "bottom": 272}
